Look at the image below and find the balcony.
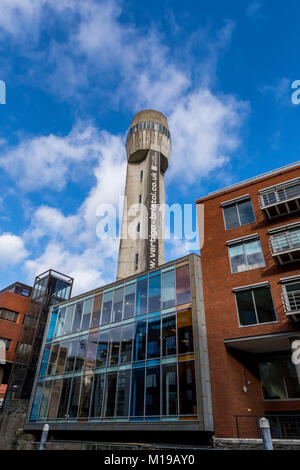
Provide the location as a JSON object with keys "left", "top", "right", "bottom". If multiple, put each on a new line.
{"left": 259, "top": 178, "right": 300, "bottom": 219}
{"left": 282, "top": 289, "right": 300, "bottom": 320}
{"left": 269, "top": 225, "right": 300, "bottom": 264}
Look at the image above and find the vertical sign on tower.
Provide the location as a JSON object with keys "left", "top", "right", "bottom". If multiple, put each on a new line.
{"left": 147, "top": 150, "right": 160, "bottom": 270}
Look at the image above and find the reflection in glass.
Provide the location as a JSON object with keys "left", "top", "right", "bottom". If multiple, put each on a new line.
{"left": 91, "top": 294, "right": 102, "bottom": 328}
{"left": 57, "top": 377, "right": 72, "bottom": 418}
{"left": 47, "top": 343, "right": 59, "bottom": 375}
{"left": 179, "top": 361, "right": 197, "bottom": 415}
{"left": 259, "top": 359, "right": 300, "bottom": 400}
{"left": 81, "top": 298, "right": 93, "bottom": 330}
{"left": 133, "top": 321, "right": 146, "bottom": 361}
{"left": 75, "top": 336, "right": 87, "bottom": 370}
{"left": 162, "top": 270, "right": 175, "bottom": 308}
{"left": 124, "top": 283, "right": 135, "bottom": 319}
{"left": 116, "top": 369, "right": 131, "bottom": 417}
{"left": 55, "top": 307, "right": 66, "bottom": 337}
{"left": 62, "top": 305, "right": 74, "bottom": 335}
{"left": 145, "top": 366, "right": 160, "bottom": 416}
{"left": 86, "top": 332, "right": 98, "bottom": 369}
{"left": 96, "top": 330, "right": 109, "bottom": 368}
{"left": 90, "top": 373, "right": 105, "bottom": 417}
{"left": 48, "top": 379, "right": 62, "bottom": 418}
{"left": 130, "top": 367, "right": 145, "bottom": 417}
{"left": 65, "top": 340, "right": 76, "bottom": 372}
{"left": 68, "top": 376, "right": 81, "bottom": 418}
{"left": 102, "top": 292, "right": 113, "bottom": 325}
{"left": 177, "top": 309, "right": 194, "bottom": 354}
{"left": 120, "top": 324, "right": 134, "bottom": 363}
{"left": 109, "top": 327, "right": 121, "bottom": 365}
{"left": 78, "top": 375, "right": 93, "bottom": 418}
{"left": 104, "top": 372, "right": 117, "bottom": 417}
{"left": 147, "top": 317, "right": 160, "bottom": 358}
{"left": 30, "top": 383, "right": 43, "bottom": 420}
{"left": 136, "top": 278, "right": 148, "bottom": 315}
{"left": 149, "top": 274, "right": 161, "bottom": 312}
{"left": 72, "top": 301, "right": 83, "bottom": 333}
{"left": 113, "top": 287, "right": 124, "bottom": 322}
{"left": 39, "top": 344, "right": 50, "bottom": 376}
{"left": 176, "top": 265, "right": 191, "bottom": 305}
{"left": 39, "top": 381, "right": 52, "bottom": 419}
{"left": 162, "top": 364, "right": 177, "bottom": 415}
{"left": 162, "top": 315, "right": 176, "bottom": 356}
{"left": 55, "top": 341, "right": 68, "bottom": 374}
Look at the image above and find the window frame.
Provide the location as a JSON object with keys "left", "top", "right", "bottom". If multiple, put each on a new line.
{"left": 234, "top": 284, "right": 277, "bottom": 328}
{"left": 228, "top": 236, "right": 265, "bottom": 274}
{"left": 222, "top": 197, "right": 256, "bottom": 230}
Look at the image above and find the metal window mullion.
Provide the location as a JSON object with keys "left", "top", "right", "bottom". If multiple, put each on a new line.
{"left": 251, "top": 289, "right": 259, "bottom": 325}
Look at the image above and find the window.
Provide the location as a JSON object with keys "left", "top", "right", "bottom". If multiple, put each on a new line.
{"left": 112, "top": 287, "right": 124, "bottom": 322}
{"left": 101, "top": 291, "right": 113, "bottom": 325}
{"left": 124, "top": 283, "right": 135, "bottom": 319}
{"left": 235, "top": 285, "right": 277, "bottom": 326}
{"left": 138, "top": 194, "right": 142, "bottom": 204}
{"left": 228, "top": 238, "right": 265, "bottom": 274}
{"left": 137, "top": 222, "right": 140, "bottom": 233}
{"left": 223, "top": 198, "right": 255, "bottom": 230}
{"left": 161, "top": 269, "right": 175, "bottom": 308}
{"left": 259, "top": 358, "right": 300, "bottom": 400}
{"left": 135, "top": 253, "right": 139, "bottom": 271}
{"left": 0, "top": 337, "right": 11, "bottom": 350}
{"left": 140, "top": 170, "right": 143, "bottom": 182}
{"left": 148, "top": 274, "right": 161, "bottom": 312}
{"left": 0, "top": 308, "right": 18, "bottom": 322}
{"left": 176, "top": 265, "right": 191, "bottom": 305}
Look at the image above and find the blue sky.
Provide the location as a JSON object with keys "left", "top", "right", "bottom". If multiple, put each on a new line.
{"left": 0, "top": 0, "right": 299, "bottom": 294}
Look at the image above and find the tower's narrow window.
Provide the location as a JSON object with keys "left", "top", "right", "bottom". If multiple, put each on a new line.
{"left": 140, "top": 170, "right": 143, "bottom": 182}
{"left": 138, "top": 194, "right": 142, "bottom": 204}
{"left": 137, "top": 223, "right": 140, "bottom": 233}
{"left": 135, "top": 254, "right": 139, "bottom": 270}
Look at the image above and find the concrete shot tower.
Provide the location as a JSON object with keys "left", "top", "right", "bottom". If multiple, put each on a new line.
{"left": 117, "top": 110, "right": 171, "bottom": 280}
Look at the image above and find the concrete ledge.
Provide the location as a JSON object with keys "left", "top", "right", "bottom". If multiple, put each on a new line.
{"left": 213, "top": 436, "right": 300, "bottom": 450}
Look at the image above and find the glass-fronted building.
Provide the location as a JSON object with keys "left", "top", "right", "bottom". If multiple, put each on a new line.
{"left": 25, "top": 254, "right": 213, "bottom": 433}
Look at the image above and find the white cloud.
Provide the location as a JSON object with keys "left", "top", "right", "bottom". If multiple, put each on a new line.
{"left": 259, "top": 77, "right": 291, "bottom": 105}
{"left": 0, "top": 232, "right": 28, "bottom": 265}
{"left": 246, "top": 2, "right": 262, "bottom": 16}
{"left": 168, "top": 88, "right": 249, "bottom": 185}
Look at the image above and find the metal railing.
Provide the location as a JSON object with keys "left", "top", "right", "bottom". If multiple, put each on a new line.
{"left": 259, "top": 183, "right": 300, "bottom": 209}
{"left": 282, "top": 290, "right": 300, "bottom": 314}
{"left": 269, "top": 229, "right": 300, "bottom": 254}
{"left": 235, "top": 414, "right": 300, "bottom": 439}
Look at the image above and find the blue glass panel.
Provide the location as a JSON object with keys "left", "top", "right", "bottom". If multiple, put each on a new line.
{"left": 130, "top": 367, "right": 145, "bottom": 417}
{"left": 133, "top": 321, "right": 146, "bottom": 361}
{"left": 39, "top": 345, "right": 51, "bottom": 377}
{"left": 148, "top": 274, "right": 161, "bottom": 312}
{"left": 47, "top": 308, "right": 58, "bottom": 340}
{"left": 29, "top": 383, "right": 43, "bottom": 420}
{"left": 136, "top": 278, "right": 148, "bottom": 315}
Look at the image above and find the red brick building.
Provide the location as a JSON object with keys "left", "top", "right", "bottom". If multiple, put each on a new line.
{"left": 197, "top": 162, "right": 300, "bottom": 439}
{"left": 0, "top": 283, "right": 32, "bottom": 406}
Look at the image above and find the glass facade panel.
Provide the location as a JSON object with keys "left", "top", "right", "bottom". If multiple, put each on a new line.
{"left": 90, "top": 373, "right": 105, "bottom": 418}
{"left": 147, "top": 317, "right": 160, "bottom": 359}
{"left": 120, "top": 324, "right": 134, "bottom": 363}
{"left": 176, "top": 265, "right": 191, "bottom": 305}
{"left": 57, "top": 377, "right": 72, "bottom": 419}
{"left": 55, "top": 307, "right": 66, "bottom": 337}
{"left": 47, "top": 308, "right": 58, "bottom": 340}
{"left": 162, "top": 315, "right": 176, "bottom": 356}
{"left": 96, "top": 330, "right": 109, "bottom": 368}
{"left": 104, "top": 372, "right": 117, "bottom": 417}
{"left": 178, "top": 361, "right": 197, "bottom": 415}
{"left": 259, "top": 359, "right": 300, "bottom": 400}
{"left": 86, "top": 332, "right": 98, "bottom": 369}
{"left": 149, "top": 274, "right": 161, "bottom": 312}
{"left": 91, "top": 294, "right": 102, "bottom": 328}
{"left": 124, "top": 284, "right": 135, "bottom": 319}
{"left": 145, "top": 366, "right": 160, "bottom": 416}
{"left": 47, "top": 379, "right": 62, "bottom": 418}
{"left": 68, "top": 376, "right": 81, "bottom": 418}
{"left": 162, "top": 364, "right": 177, "bottom": 415}
{"left": 72, "top": 301, "right": 83, "bottom": 333}
{"left": 109, "top": 327, "right": 121, "bottom": 365}
{"left": 102, "top": 292, "right": 113, "bottom": 325}
{"left": 30, "top": 383, "right": 43, "bottom": 420}
{"left": 81, "top": 298, "right": 93, "bottom": 330}
{"left": 75, "top": 336, "right": 87, "bottom": 370}
{"left": 47, "top": 343, "right": 59, "bottom": 375}
{"left": 38, "top": 381, "right": 52, "bottom": 419}
{"left": 177, "top": 309, "right": 193, "bottom": 354}
{"left": 55, "top": 341, "right": 68, "bottom": 374}
{"left": 116, "top": 369, "right": 131, "bottom": 417}
{"left": 162, "top": 270, "right": 175, "bottom": 308}
{"left": 39, "top": 344, "right": 51, "bottom": 376}
{"left": 62, "top": 305, "right": 74, "bottom": 335}
{"left": 133, "top": 321, "right": 146, "bottom": 361}
{"left": 78, "top": 375, "right": 93, "bottom": 418}
{"left": 113, "top": 288, "right": 124, "bottom": 322}
{"left": 130, "top": 367, "right": 145, "bottom": 417}
{"left": 136, "top": 278, "right": 148, "bottom": 315}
